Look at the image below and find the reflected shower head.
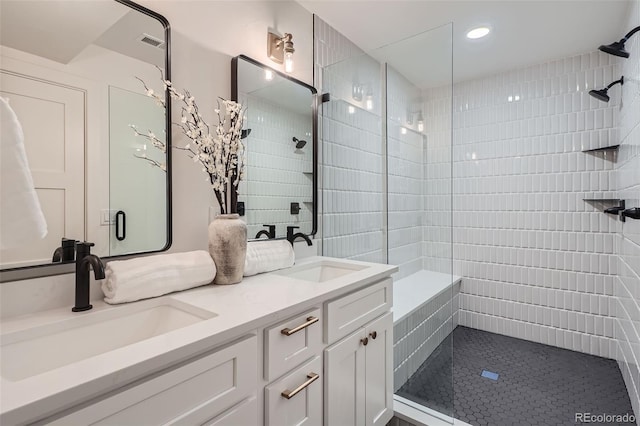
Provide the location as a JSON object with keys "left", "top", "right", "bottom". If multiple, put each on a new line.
{"left": 599, "top": 26, "right": 640, "bottom": 58}
{"left": 589, "top": 76, "right": 624, "bottom": 103}
{"left": 292, "top": 137, "right": 306, "bottom": 149}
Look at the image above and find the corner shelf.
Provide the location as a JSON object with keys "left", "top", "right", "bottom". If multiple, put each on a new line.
{"left": 583, "top": 199, "right": 620, "bottom": 203}
{"left": 582, "top": 145, "right": 619, "bottom": 153}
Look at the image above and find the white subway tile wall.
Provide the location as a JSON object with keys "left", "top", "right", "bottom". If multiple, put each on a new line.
{"left": 315, "top": 16, "right": 386, "bottom": 263}
{"left": 387, "top": 65, "right": 426, "bottom": 279}
{"left": 423, "top": 83, "right": 454, "bottom": 275}
{"left": 237, "top": 94, "right": 314, "bottom": 238}
{"left": 424, "top": 49, "right": 624, "bottom": 358}
{"left": 615, "top": 0, "right": 640, "bottom": 416}
{"left": 393, "top": 283, "right": 460, "bottom": 392}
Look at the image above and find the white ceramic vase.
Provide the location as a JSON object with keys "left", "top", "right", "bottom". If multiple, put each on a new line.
{"left": 208, "top": 213, "right": 247, "bottom": 284}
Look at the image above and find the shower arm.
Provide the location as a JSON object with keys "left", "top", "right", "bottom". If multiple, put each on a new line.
{"left": 606, "top": 77, "right": 624, "bottom": 89}
{"left": 621, "top": 26, "right": 640, "bottom": 42}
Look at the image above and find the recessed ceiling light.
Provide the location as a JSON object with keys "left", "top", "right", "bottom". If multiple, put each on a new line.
{"left": 466, "top": 27, "right": 491, "bottom": 39}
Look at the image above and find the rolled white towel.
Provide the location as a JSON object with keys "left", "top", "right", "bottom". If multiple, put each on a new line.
{"left": 244, "top": 240, "right": 295, "bottom": 277}
{"left": 102, "top": 250, "right": 216, "bottom": 304}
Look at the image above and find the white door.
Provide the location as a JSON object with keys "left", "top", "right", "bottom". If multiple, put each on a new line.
{"left": 365, "top": 312, "right": 393, "bottom": 426}
{"left": 0, "top": 70, "right": 84, "bottom": 267}
{"left": 324, "top": 328, "right": 366, "bottom": 426}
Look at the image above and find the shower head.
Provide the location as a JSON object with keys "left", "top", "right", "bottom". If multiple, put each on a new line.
{"left": 292, "top": 137, "right": 306, "bottom": 149}
{"left": 588, "top": 88, "right": 610, "bottom": 102}
{"left": 588, "top": 76, "right": 624, "bottom": 103}
{"left": 598, "top": 26, "right": 640, "bottom": 58}
{"left": 599, "top": 41, "right": 629, "bottom": 58}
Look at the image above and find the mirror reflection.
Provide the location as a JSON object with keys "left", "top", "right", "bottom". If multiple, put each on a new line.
{"left": 233, "top": 55, "right": 316, "bottom": 240}
{"left": 0, "top": 0, "right": 170, "bottom": 270}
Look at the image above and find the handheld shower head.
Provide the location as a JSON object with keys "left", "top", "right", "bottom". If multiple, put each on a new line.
{"left": 292, "top": 137, "right": 307, "bottom": 149}
{"left": 588, "top": 76, "right": 624, "bottom": 103}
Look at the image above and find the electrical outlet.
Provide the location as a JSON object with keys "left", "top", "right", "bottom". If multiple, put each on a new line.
{"left": 100, "top": 210, "right": 116, "bottom": 226}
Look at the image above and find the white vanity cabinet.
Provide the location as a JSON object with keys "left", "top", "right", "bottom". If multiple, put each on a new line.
{"left": 323, "top": 279, "right": 394, "bottom": 426}
{"left": 2, "top": 259, "right": 397, "bottom": 426}
{"left": 263, "top": 309, "right": 324, "bottom": 426}
{"left": 46, "top": 335, "right": 258, "bottom": 426}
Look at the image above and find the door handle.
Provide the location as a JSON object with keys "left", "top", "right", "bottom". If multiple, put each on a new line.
{"left": 281, "top": 316, "right": 319, "bottom": 336}
{"left": 115, "top": 210, "right": 126, "bottom": 241}
{"left": 361, "top": 337, "right": 369, "bottom": 346}
{"left": 281, "top": 372, "right": 319, "bottom": 399}
{"left": 369, "top": 331, "right": 377, "bottom": 340}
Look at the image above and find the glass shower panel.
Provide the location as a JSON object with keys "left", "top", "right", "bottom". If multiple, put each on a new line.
{"left": 319, "top": 20, "right": 454, "bottom": 422}
{"left": 320, "top": 53, "right": 386, "bottom": 264}
{"left": 378, "top": 24, "right": 455, "bottom": 421}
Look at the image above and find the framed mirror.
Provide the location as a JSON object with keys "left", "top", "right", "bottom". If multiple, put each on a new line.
{"left": 0, "top": 0, "right": 171, "bottom": 281}
{"left": 231, "top": 55, "right": 317, "bottom": 240}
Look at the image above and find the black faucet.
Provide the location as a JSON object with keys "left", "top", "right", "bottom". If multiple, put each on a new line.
{"left": 286, "top": 226, "right": 312, "bottom": 246}
{"left": 52, "top": 238, "right": 76, "bottom": 263}
{"left": 72, "top": 242, "right": 105, "bottom": 312}
{"left": 255, "top": 224, "right": 276, "bottom": 239}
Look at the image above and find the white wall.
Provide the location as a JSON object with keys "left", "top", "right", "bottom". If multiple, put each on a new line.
{"left": 443, "top": 50, "right": 623, "bottom": 358}
{"left": 615, "top": 0, "right": 640, "bottom": 416}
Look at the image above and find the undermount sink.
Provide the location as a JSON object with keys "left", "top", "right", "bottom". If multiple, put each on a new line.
{"left": 1, "top": 299, "right": 215, "bottom": 381}
{"left": 274, "top": 260, "right": 369, "bottom": 283}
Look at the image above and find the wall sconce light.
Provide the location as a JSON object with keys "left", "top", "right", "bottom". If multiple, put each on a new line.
{"left": 417, "top": 113, "right": 424, "bottom": 132}
{"left": 268, "top": 31, "right": 294, "bottom": 73}
{"left": 352, "top": 83, "right": 364, "bottom": 101}
{"left": 365, "top": 89, "right": 374, "bottom": 110}
{"left": 406, "top": 110, "right": 425, "bottom": 132}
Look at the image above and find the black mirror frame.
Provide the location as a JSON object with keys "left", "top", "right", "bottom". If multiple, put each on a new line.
{"left": 231, "top": 54, "right": 318, "bottom": 238}
{"left": 0, "top": 0, "right": 172, "bottom": 282}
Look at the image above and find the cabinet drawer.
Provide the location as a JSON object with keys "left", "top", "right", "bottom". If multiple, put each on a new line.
{"left": 48, "top": 335, "right": 257, "bottom": 426}
{"left": 265, "top": 356, "right": 322, "bottom": 426}
{"left": 204, "top": 396, "right": 258, "bottom": 426}
{"left": 265, "top": 308, "right": 322, "bottom": 381}
{"left": 325, "top": 278, "right": 392, "bottom": 344}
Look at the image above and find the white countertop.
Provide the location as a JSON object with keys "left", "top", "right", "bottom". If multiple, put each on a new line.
{"left": 0, "top": 256, "right": 397, "bottom": 424}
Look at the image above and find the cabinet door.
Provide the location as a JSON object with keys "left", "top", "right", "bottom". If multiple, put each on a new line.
{"left": 47, "top": 336, "right": 257, "bottom": 426}
{"left": 364, "top": 312, "right": 393, "bottom": 426}
{"left": 265, "top": 356, "right": 322, "bottom": 426}
{"left": 324, "top": 328, "right": 366, "bottom": 426}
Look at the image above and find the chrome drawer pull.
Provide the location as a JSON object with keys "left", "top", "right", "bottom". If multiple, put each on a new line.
{"left": 281, "top": 372, "right": 319, "bottom": 399}
{"left": 281, "top": 316, "right": 319, "bottom": 336}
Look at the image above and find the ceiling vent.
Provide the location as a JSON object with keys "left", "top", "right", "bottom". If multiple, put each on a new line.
{"left": 138, "top": 33, "right": 164, "bottom": 49}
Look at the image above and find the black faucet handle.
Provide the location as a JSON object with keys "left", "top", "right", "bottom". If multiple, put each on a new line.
{"left": 263, "top": 224, "right": 276, "bottom": 236}
{"left": 76, "top": 241, "right": 95, "bottom": 258}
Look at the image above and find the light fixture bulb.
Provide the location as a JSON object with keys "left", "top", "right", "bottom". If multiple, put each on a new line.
{"left": 284, "top": 51, "right": 294, "bottom": 73}
{"left": 366, "top": 95, "right": 373, "bottom": 110}
{"left": 466, "top": 27, "right": 490, "bottom": 39}
{"left": 418, "top": 120, "right": 424, "bottom": 132}
{"left": 265, "top": 69, "right": 274, "bottom": 81}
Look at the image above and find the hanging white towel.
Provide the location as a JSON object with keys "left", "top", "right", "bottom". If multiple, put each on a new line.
{"left": 0, "top": 96, "right": 47, "bottom": 249}
{"left": 244, "top": 240, "right": 295, "bottom": 276}
{"left": 102, "top": 250, "right": 216, "bottom": 304}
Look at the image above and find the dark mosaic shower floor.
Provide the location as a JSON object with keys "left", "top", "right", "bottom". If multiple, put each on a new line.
{"left": 397, "top": 326, "right": 634, "bottom": 426}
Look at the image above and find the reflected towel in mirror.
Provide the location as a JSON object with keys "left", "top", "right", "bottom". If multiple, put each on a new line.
{"left": 0, "top": 96, "right": 47, "bottom": 249}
